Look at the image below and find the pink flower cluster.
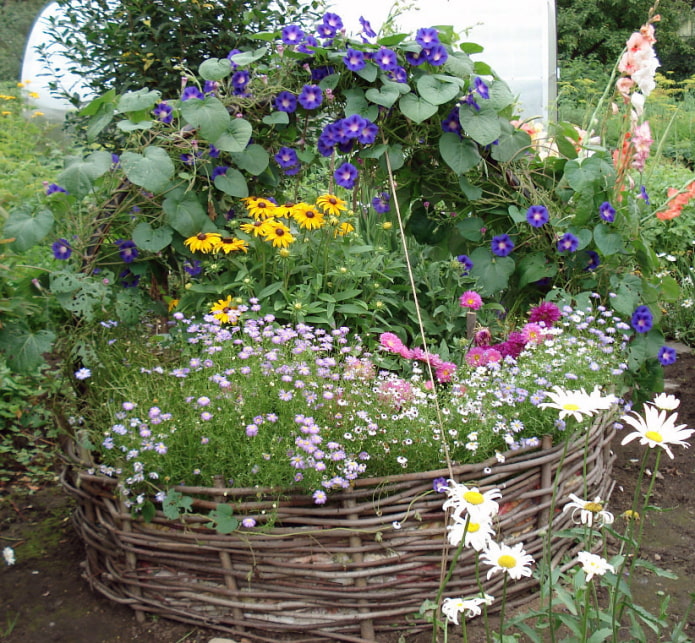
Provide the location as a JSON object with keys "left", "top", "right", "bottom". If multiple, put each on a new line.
{"left": 379, "top": 332, "right": 457, "bottom": 383}
{"left": 617, "top": 19, "right": 660, "bottom": 104}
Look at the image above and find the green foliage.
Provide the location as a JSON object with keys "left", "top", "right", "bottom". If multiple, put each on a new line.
{"left": 0, "top": 0, "right": 46, "bottom": 82}
{"left": 37, "top": 0, "right": 322, "bottom": 100}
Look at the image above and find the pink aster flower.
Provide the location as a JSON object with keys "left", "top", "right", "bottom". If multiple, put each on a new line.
{"left": 465, "top": 346, "right": 489, "bottom": 367}
{"left": 459, "top": 290, "right": 483, "bottom": 310}
{"left": 528, "top": 301, "right": 561, "bottom": 327}
{"left": 521, "top": 322, "right": 545, "bottom": 344}
{"left": 435, "top": 361, "right": 457, "bottom": 383}
{"left": 380, "top": 332, "right": 407, "bottom": 355}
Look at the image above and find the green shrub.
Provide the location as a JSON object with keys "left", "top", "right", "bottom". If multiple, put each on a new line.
{"left": 0, "top": 0, "right": 46, "bottom": 82}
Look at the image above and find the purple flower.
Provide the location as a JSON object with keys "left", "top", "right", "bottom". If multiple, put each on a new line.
{"left": 631, "top": 305, "right": 653, "bottom": 333}
{"left": 208, "top": 145, "right": 220, "bottom": 159}
{"left": 657, "top": 345, "right": 677, "bottom": 365}
{"left": 585, "top": 250, "right": 601, "bottom": 271}
{"left": 115, "top": 239, "right": 138, "bottom": 263}
{"left": 274, "top": 146, "right": 299, "bottom": 169}
{"left": 356, "top": 120, "right": 378, "bottom": 145}
{"left": 432, "top": 477, "right": 447, "bottom": 493}
{"left": 231, "top": 70, "right": 250, "bottom": 90}
{"left": 441, "top": 109, "right": 462, "bottom": 135}
{"left": 51, "top": 238, "right": 72, "bottom": 260}
{"left": 275, "top": 91, "right": 297, "bottom": 113}
{"left": 341, "top": 114, "right": 367, "bottom": 139}
{"left": 316, "top": 22, "right": 336, "bottom": 39}
{"left": 226, "top": 48, "right": 241, "bottom": 69}
{"left": 425, "top": 43, "right": 448, "bottom": 66}
{"left": 281, "top": 24, "right": 305, "bottom": 45}
{"left": 312, "top": 489, "right": 327, "bottom": 504}
{"left": 119, "top": 268, "right": 140, "bottom": 288}
{"left": 474, "top": 77, "right": 490, "bottom": 100}
{"left": 372, "top": 192, "right": 390, "bottom": 213}
{"left": 389, "top": 66, "right": 408, "bottom": 83}
{"left": 639, "top": 185, "right": 650, "bottom": 204}
{"left": 557, "top": 232, "right": 579, "bottom": 253}
{"left": 343, "top": 48, "right": 366, "bottom": 72}
{"left": 184, "top": 259, "right": 202, "bottom": 276}
{"left": 310, "top": 66, "right": 334, "bottom": 82}
{"left": 296, "top": 34, "right": 318, "bottom": 55}
{"left": 203, "top": 80, "right": 218, "bottom": 95}
{"left": 456, "top": 254, "right": 473, "bottom": 274}
{"left": 298, "top": 84, "right": 323, "bottom": 110}
{"left": 241, "top": 517, "right": 257, "bottom": 528}
{"left": 359, "top": 16, "right": 376, "bottom": 39}
{"left": 373, "top": 47, "right": 398, "bottom": 71}
{"left": 334, "top": 162, "right": 359, "bottom": 189}
{"left": 45, "top": 183, "right": 68, "bottom": 195}
{"left": 211, "top": 165, "right": 228, "bottom": 179}
{"left": 416, "top": 27, "right": 440, "bottom": 49}
{"left": 322, "top": 12, "right": 343, "bottom": 30}
{"left": 526, "top": 205, "right": 549, "bottom": 227}
{"left": 405, "top": 50, "right": 426, "bottom": 66}
{"left": 491, "top": 234, "right": 515, "bottom": 257}
{"left": 599, "top": 201, "right": 616, "bottom": 222}
{"left": 181, "top": 86, "right": 204, "bottom": 101}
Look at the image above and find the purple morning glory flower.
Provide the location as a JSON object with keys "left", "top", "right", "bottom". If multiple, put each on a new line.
{"left": 631, "top": 305, "right": 653, "bottom": 333}
{"left": 181, "top": 86, "right": 204, "bottom": 101}
{"left": 526, "top": 205, "right": 549, "bottom": 227}
{"left": 341, "top": 114, "right": 367, "bottom": 139}
{"left": 657, "top": 345, "right": 677, "bottom": 365}
{"left": 584, "top": 250, "right": 600, "bottom": 271}
{"left": 462, "top": 92, "right": 480, "bottom": 111}
{"left": 45, "top": 183, "right": 68, "bottom": 195}
{"left": 226, "top": 48, "right": 241, "bottom": 69}
{"left": 152, "top": 102, "right": 173, "bottom": 123}
{"left": 211, "top": 165, "right": 228, "bottom": 179}
{"left": 184, "top": 259, "right": 202, "bottom": 276}
{"left": 374, "top": 47, "right": 398, "bottom": 71}
{"left": 111, "top": 153, "right": 120, "bottom": 166}
{"left": 639, "top": 185, "right": 650, "bottom": 204}
{"left": 599, "top": 201, "right": 616, "bottom": 222}
{"left": 356, "top": 120, "right": 378, "bottom": 145}
{"left": 231, "top": 70, "right": 250, "bottom": 90}
{"left": 115, "top": 239, "right": 138, "bottom": 263}
{"left": 316, "top": 23, "right": 336, "bottom": 39}
{"left": 281, "top": 24, "right": 305, "bottom": 45}
{"left": 557, "top": 232, "right": 579, "bottom": 253}
{"left": 274, "top": 147, "right": 299, "bottom": 169}
{"left": 296, "top": 34, "right": 318, "bottom": 55}
{"left": 275, "top": 91, "right": 297, "bottom": 113}
{"left": 372, "top": 192, "right": 390, "bottom": 213}
{"left": 416, "top": 27, "right": 440, "bottom": 49}
{"left": 432, "top": 477, "right": 447, "bottom": 493}
{"left": 208, "top": 145, "right": 220, "bottom": 159}
{"left": 51, "top": 238, "right": 72, "bottom": 260}
{"left": 359, "top": 16, "right": 376, "bottom": 39}
{"left": 322, "top": 12, "right": 343, "bottom": 30}
{"left": 405, "top": 50, "right": 426, "bottom": 66}
{"left": 441, "top": 109, "right": 462, "bottom": 135}
{"left": 310, "top": 66, "right": 334, "bottom": 82}
{"left": 203, "top": 80, "right": 218, "bottom": 95}
{"left": 119, "top": 268, "right": 140, "bottom": 288}
{"left": 343, "top": 48, "right": 366, "bottom": 72}
{"left": 491, "top": 234, "right": 515, "bottom": 257}
{"left": 425, "top": 43, "right": 448, "bottom": 66}
{"left": 334, "top": 162, "right": 359, "bottom": 189}
{"left": 298, "top": 84, "right": 323, "bottom": 110}
{"left": 456, "top": 254, "right": 473, "bottom": 274}
{"left": 389, "top": 66, "right": 408, "bottom": 83}
{"left": 474, "top": 77, "right": 490, "bottom": 100}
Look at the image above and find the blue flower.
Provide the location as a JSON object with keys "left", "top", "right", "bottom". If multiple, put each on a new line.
{"left": 526, "top": 205, "right": 549, "bottom": 227}
{"left": 298, "top": 84, "right": 323, "bottom": 110}
{"left": 184, "top": 259, "right": 202, "bottom": 276}
{"left": 211, "top": 166, "right": 228, "bottom": 179}
{"left": 296, "top": 34, "right": 318, "bottom": 55}
{"left": 405, "top": 50, "right": 426, "bottom": 66}
{"left": 389, "top": 66, "right": 408, "bottom": 83}
{"left": 152, "top": 102, "right": 173, "bottom": 123}
{"left": 226, "top": 48, "right": 241, "bottom": 69}
{"left": 231, "top": 70, "right": 250, "bottom": 90}
{"left": 425, "top": 43, "right": 448, "bottom": 66}
{"left": 456, "top": 254, "right": 473, "bottom": 274}
{"left": 281, "top": 24, "right": 305, "bottom": 45}
{"left": 181, "top": 86, "right": 204, "bottom": 101}
{"left": 119, "top": 268, "right": 140, "bottom": 288}
{"left": 343, "top": 48, "right": 366, "bottom": 72}
{"left": 372, "top": 192, "right": 390, "bottom": 213}
{"left": 557, "top": 232, "right": 579, "bottom": 253}
{"left": 374, "top": 47, "right": 398, "bottom": 71}
{"left": 275, "top": 91, "right": 297, "bottom": 113}
{"left": 474, "top": 77, "right": 490, "bottom": 100}
{"left": 334, "top": 162, "right": 359, "bottom": 189}
{"left": 51, "top": 238, "right": 72, "bottom": 260}
{"left": 657, "top": 345, "right": 677, "bottom": 366}
{"left": 631, "top": 305, "right": 653, "bottom": 333}
{"left": 415, "top": 27, "right": 440, "bottom": 49}
{"left": 584, "top": 250, "right": 601, "bottom": 271}
{"left": 208, "top": 144, "right": 220, "bottom": 159}
{"left": 359, "top": 16, "right": 376, "bottom": 39}
{"left": 356, "top": 120, "right": 378, "bottom": 145}
{"left": 441, "top": 109, "right": 462, "bottom": 135}
{"left": 599, "top": 201, "right": 616, "bottom": 222}
{"left": 639, "top": 185, "right": 650, "bottom": 204}
{"left": 316, "top": 22, "right": 336, "bottom": 39}
{"left": 115, "top": 239, "right": 138, "bottom": 263}
{"left": 203, "top": 80, "right": 218, "bottom": 95}
{"left": 491, "top": 234, "right": 514, "bottom": 257}
{"left": 341, "top": 114, "right": 367, "bottom": 139}
{"left": 45, "top": 183, "right": 68, "bottom": 195}
{"left": 322, "top": 12, "right": 343, "bottom": 31}
{"left": 274, "top": 147, "right": 299, "bottom": 169}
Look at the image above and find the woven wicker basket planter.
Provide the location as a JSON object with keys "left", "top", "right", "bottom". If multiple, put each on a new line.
{"left": 61, "top": 414, "right": 615, "bottom": 643}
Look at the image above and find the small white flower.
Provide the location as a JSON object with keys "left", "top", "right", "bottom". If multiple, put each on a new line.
{"left": 392, "top": 521, "right": 401, "bottom": 530}
{"left": 539, "top": 386, "right": 614, "bottom": 422}
{"left": 74, "top": 367, "right": 92, "bottom": 380}
{"left": 577, "top": 551, "right": 615, "bottom": 582}
{"left": 563, "top": 493, "right": 614, "bottom": 527}
{"left": 441, "top": 594, "right": 493, "bottom": 624}
{"left": 3, "top": 546, "right": 15, "bottom": 566}
{"left": 443, "top": 481, "right": 501, "bottom": 520}
{"left": 651, "top": 393, "right": 680, "bottom": 411}
{"left": 480, "top": 541, "right": 534, "bottom": 581}
{"left": 447, "top": 515, "right": 494, "bottom": 551}
{"left": 621, "top": 405, "right": 694, "bottom": 459}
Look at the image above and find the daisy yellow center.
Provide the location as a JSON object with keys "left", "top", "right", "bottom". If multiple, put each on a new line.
{"left": 498, "top": 555, "right": 517, "bottom": 569}
{"left": 562, "top": 403, "right": 580, "bottom": 411}
{"left": 468, "top": 522, "right": 480, "bottom": 533}
{"left": 584, "top": 502, "right": 603, "bottom": 513}
{"left": 463, "top": 490, "right": 484, "bottom": 505}
{"left": 645, "top": 430, "right": 663, "bottom": 442}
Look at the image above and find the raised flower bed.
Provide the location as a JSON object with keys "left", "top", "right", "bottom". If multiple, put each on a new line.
{"left": 62, "top": 410, "right": 615, "bottom": 642}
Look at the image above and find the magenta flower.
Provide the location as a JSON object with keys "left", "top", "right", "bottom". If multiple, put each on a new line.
{"left": 528, "top": 301, "right": 561, "bottom": 326}
{"left": 465, "top": 346, "right": 489, "bottom": 367}
{"left": 379, "top": 332, "right": 407, "bottom": 355}
{"left": 459, "top": 290, "right": 483, "bottom": 310}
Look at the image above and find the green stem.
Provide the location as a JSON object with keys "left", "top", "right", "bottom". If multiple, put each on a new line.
{"left": 433, "top": 516, "right": 468, "bottom": 643}
{"left": 580, "top": 582, "right": 591, "bottom": 641}
{"left": 499, "top": 574, "right": 509, "bottom": 636}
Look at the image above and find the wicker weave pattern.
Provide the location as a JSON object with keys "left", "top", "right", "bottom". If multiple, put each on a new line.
{"left": 62, "top": 416, "right": 615, "bottom": 642}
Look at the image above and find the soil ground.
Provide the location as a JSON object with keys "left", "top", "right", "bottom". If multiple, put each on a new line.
{"left": 2, "top": 351, "right": 694, "bottom": 643}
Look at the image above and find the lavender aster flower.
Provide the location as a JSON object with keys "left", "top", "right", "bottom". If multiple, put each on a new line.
{"left": 491, "top": 234, "right": 515, "bottom": 257}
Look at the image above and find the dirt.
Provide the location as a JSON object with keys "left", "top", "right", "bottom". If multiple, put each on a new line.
{"left": 2, "top": 351, "right": 695, "bottom": 643}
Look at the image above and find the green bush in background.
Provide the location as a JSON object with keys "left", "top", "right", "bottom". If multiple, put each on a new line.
{"left": 0, "top": 0, "right": 48, "bottom": 82}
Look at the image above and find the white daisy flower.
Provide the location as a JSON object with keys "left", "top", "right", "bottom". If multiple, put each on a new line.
{"left": 577, "top": 551, "right": 615, "bottom": 582}
{"left": 480, "top": 541, "right": 534, "bottom": 581}
{"left": 651, "top": 393, "right": 680, "bottom": 411}
{"left": 563, "top": 493, "right": 614, "bottom": 527}
{"left": 447, "top": 515, "right": 494, "bottom": 551}
{"left": 443, "top": 481, "right": 501, "bottom": 520}
{"left": 538, "top": 386, "right": 614, "bottom": 422}
{"left": 441, "top": 594, "right": 494, "bottom": 625}
{"left": 3, "top": 546, "right": 15, "bottom": 566}
{"left": 620, "top": 405, "right": 694, "bottom": 459}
